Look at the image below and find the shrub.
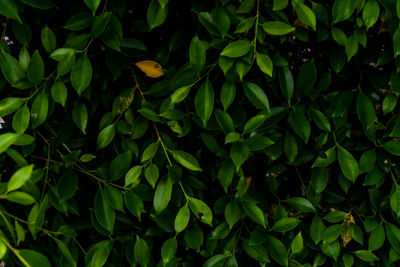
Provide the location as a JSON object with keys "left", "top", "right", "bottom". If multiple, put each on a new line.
{"left": 0, "top": 0, "right": 400, "bottom": 266}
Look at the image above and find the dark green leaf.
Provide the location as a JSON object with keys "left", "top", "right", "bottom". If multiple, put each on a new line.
{"left": 243, "top": 82, "right": 270, "bottom": 112}
{"left": 195, "top": 79, "right": 214, "bottom": 127}
{"left": 338, "top": 146, "right": 359, "bottom": 183}
{"left": 71, "top": 55, "right": 92, "bottom": 95}
{"left": 265, "top": 235, "right": 288, "bottom": 267}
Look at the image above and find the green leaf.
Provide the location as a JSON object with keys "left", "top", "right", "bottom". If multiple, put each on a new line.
{"left": 212, "top": 6, "right": 230, "bottom": 37}
{"left": 230, "top": 142, "right": 250, "bottom": 172}
{"left": 265, "top": 235, "right": 288, "bottom": 267}
{"left": 391, "top": 190, "right": 400, "bottom": 217}
{"left": 279, "top": 67, "right": 294, "bottom": 102}
{"left": 94, "top": 190, "right": 115, "bottom": 233}
{"left": 285, "top": 197, "right": 316, "bottom": 213}
{"left": 210, "top": 222, "right": 230, "bottom": 240}
{"left": 291, "top": 232, "right": 303, "bottom": 254}
{"left": 220, "top": 81, "right": 236, "bottom": 111}
{"left": 311, "top": 109, "right": 331, "bottom": 132}
{"left": 53, "top": 237, "right": 77, "bottom": 267}
{"left": 296, "top": 60, "right": 317, "bottom": 96}
{"left": 234, "top": 17, "right": 255, "bottom": 34}
{"left": 332, "top": 27, "right": 347, "bottom": 46}
{"left": 31, "top": 93, "right": 48, "bottom": 129}
{"left": 188, "top": 197, "right": 213, "bottom": 226}
{"left": 19, "top": 249, "right": 51, "bottom": 267}
{"left": 124, "top": 191, "right": 144, "bottom": 220}
{"left": 147, "top": 0, "right": 168, "bottom": 29}
{"left": 243, "top": 82, "right": 270, "bottom": 112}
{"left": 170, "top": 85, "right": 191, "bottom": 104}
{"left": 312, "top": 146, "right": 336, "bottom": 167}
{"left": 332, "top": 0, "right": 357, "bottom": 24}
{"left": 141, "top": 142, "right": 159, "bottom": 162}
{"left": 242, "top": 241, "right": 270, "bottom": 263}
{"left": 51, "top": 82, "right": 68, "bottom": 107}
{"left": 84, "top": 0, "right": 101, "bottom": 15}
{"left": 220, "top": 40, "right": 253, "bottom": 58}
{"left": 91, "top": 12, "right": 111, "bottom": 38}
{"left": 382, "top": 140, "right": 400, "bottom": 156}
{"left": 321, "top": 240, "right": 340, "bottom": 261}
{"left": 243, "top": 114, "right": 268, "bottom": 134}
{"left": 322, "top": 224, "right": 342, "bottom": 243}
{"left": 19, "top": 0, "right": 54, "bottom": 9}
{"left": 204, "top": 254, "right": 228, "bottom": 267}
{"left": 256, "top": 53, "right": 273, "bottom": 77}
{"left": 386, "top": 222, "right": 400, "bottom": 253}
{"left": 290, "top": 109, "right": 311, "bottom": 143}
{"left": 237, "top": 0, "right": 256, "bottom": 13}
{"left": 64, "top": 13, "right": 93, "bottom": 31}
{"left": 195, "top": 79, "right": 214, "bottom": 127}
{"left": 363, "top": 166, "right": 384, "bottom": 186}
{"left": 110, "top": 151, "right": 132, "bottom": 181}
{"left": 351, "top": 224, "right": 364, "bottom": 244}
{"left": 97, "top": 123, "right": 116, "bottom": 150}
{"left": 359, "top": 149, "right": 376, "bottom": 174}
{"left": 41, "top": 26, "right": 56, "bottom": 53}
{"left": 27, "top": 50, "right": 44, "bottom": 87}
{"left": 363, "top": 0, "right": 380, "bottom": 29}
{"left": 338, "top": 146, "right": 359, "bottom": 182}
{"left": 134, "top": 237, "right": 151, "bottom": 267}
{"left": 383, "top": 94, "right": 397, "bottom": 115}
{"left": 354, "top": 250, "right": 379, "bottom": 262}
{"left": 357, "top": 92, "right": 376, "bottom": 142}
{"left": 0, "top": 98, "right": 25, "bottom": 117}
{"left": 6, "top": 191, "right": 36, "bottom": 205}
{"left": 104, "top": 185, "right": 123, "bottom": 212}
{"left": 311, "top": 167, "right": 329, "bottom": 193}
{"left": 7, "top": 164, "right": 34, "bottom": 193}
{"left": 0, "top": 51, "right": 25, "bottom": 84}
{"left": 80, "top": 153, "right": 96, "bottom": 162}
{"left": 270, "top": 217, "right": 301, "bottom": 233}
{"left": 225, "top": 200, "right": 240, "bottom": 229}
{"left": 72, "top": 102, "right": 88, "bottom": 134}
{"left": 0, "top": 133, "right": 19, "bottom": 154}
{"left": 71, "top": 54, "right": 92, "bottom": 95}
{"left": 174, "top": 204, "right": 190, "bottom": 233}
{"left": 310, "top": 215, "right": 325, "bottom": 244}
{"left": 323, "top": 211, "right": 348, "bottom": 223}
{"left": 153, "top": 176, "right": 173, "bottom": 213}
{"left": 284, "top": 132, "right": 298, "bottom": 162}
{"left": 161, "top": 237, "right": 177, "bottom": 265}
{"left": 50, "top": 48, "right": 76, "bottom": 61}
{"left": 368, "top": 223, "right": 385, "bottom": 251}
{"left": 262, "top": 21, "right": 295, "bottom": 35}
{"left": 295, "top": 3, "right": 317, "bottom": 31}
{"left": 125, "top": 165, "right": 143, "bottom": 188}
{"left": 241, "top": 200, "right": 266, "bottom": 228}
{"left": 0, "top": 0, "right": 21, "bottom": 23}
{"left": 91, "top": 240, "right": 113, "bottom": 267}
{"left": 189, "top": 35, "right": 206, "bottom": 73}
{"left": 170, "top": 150, "right": 202, "bottom": 171}
{"left": 214, "top": 109, "right": 234, "bottom": 134}
{"left": 343, "top": 254, "right": 354, "bottom": 267}
{"left": 273, "top": 0, "right": 288, "bottom": 10}
{"left": 144, "top": 163, "right": 159, "bottom": 188}
{"left": 12, "top": 104, "right": 30, "bottom": 133}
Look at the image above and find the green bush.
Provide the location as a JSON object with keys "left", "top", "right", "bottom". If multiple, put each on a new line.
{"left": 1, "top": 0, "right": 400, "bottom": 266}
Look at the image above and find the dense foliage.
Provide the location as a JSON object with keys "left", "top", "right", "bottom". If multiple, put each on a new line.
{"left": 2, "top": 0, "right": 400, "bottom": 266}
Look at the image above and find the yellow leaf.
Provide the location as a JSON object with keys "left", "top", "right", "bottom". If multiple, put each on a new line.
{"left": 340, "top": 214, "right": 355, "bottom": 247}
{"left": 135, "top": 60, "right": 165, "bottom": 78}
